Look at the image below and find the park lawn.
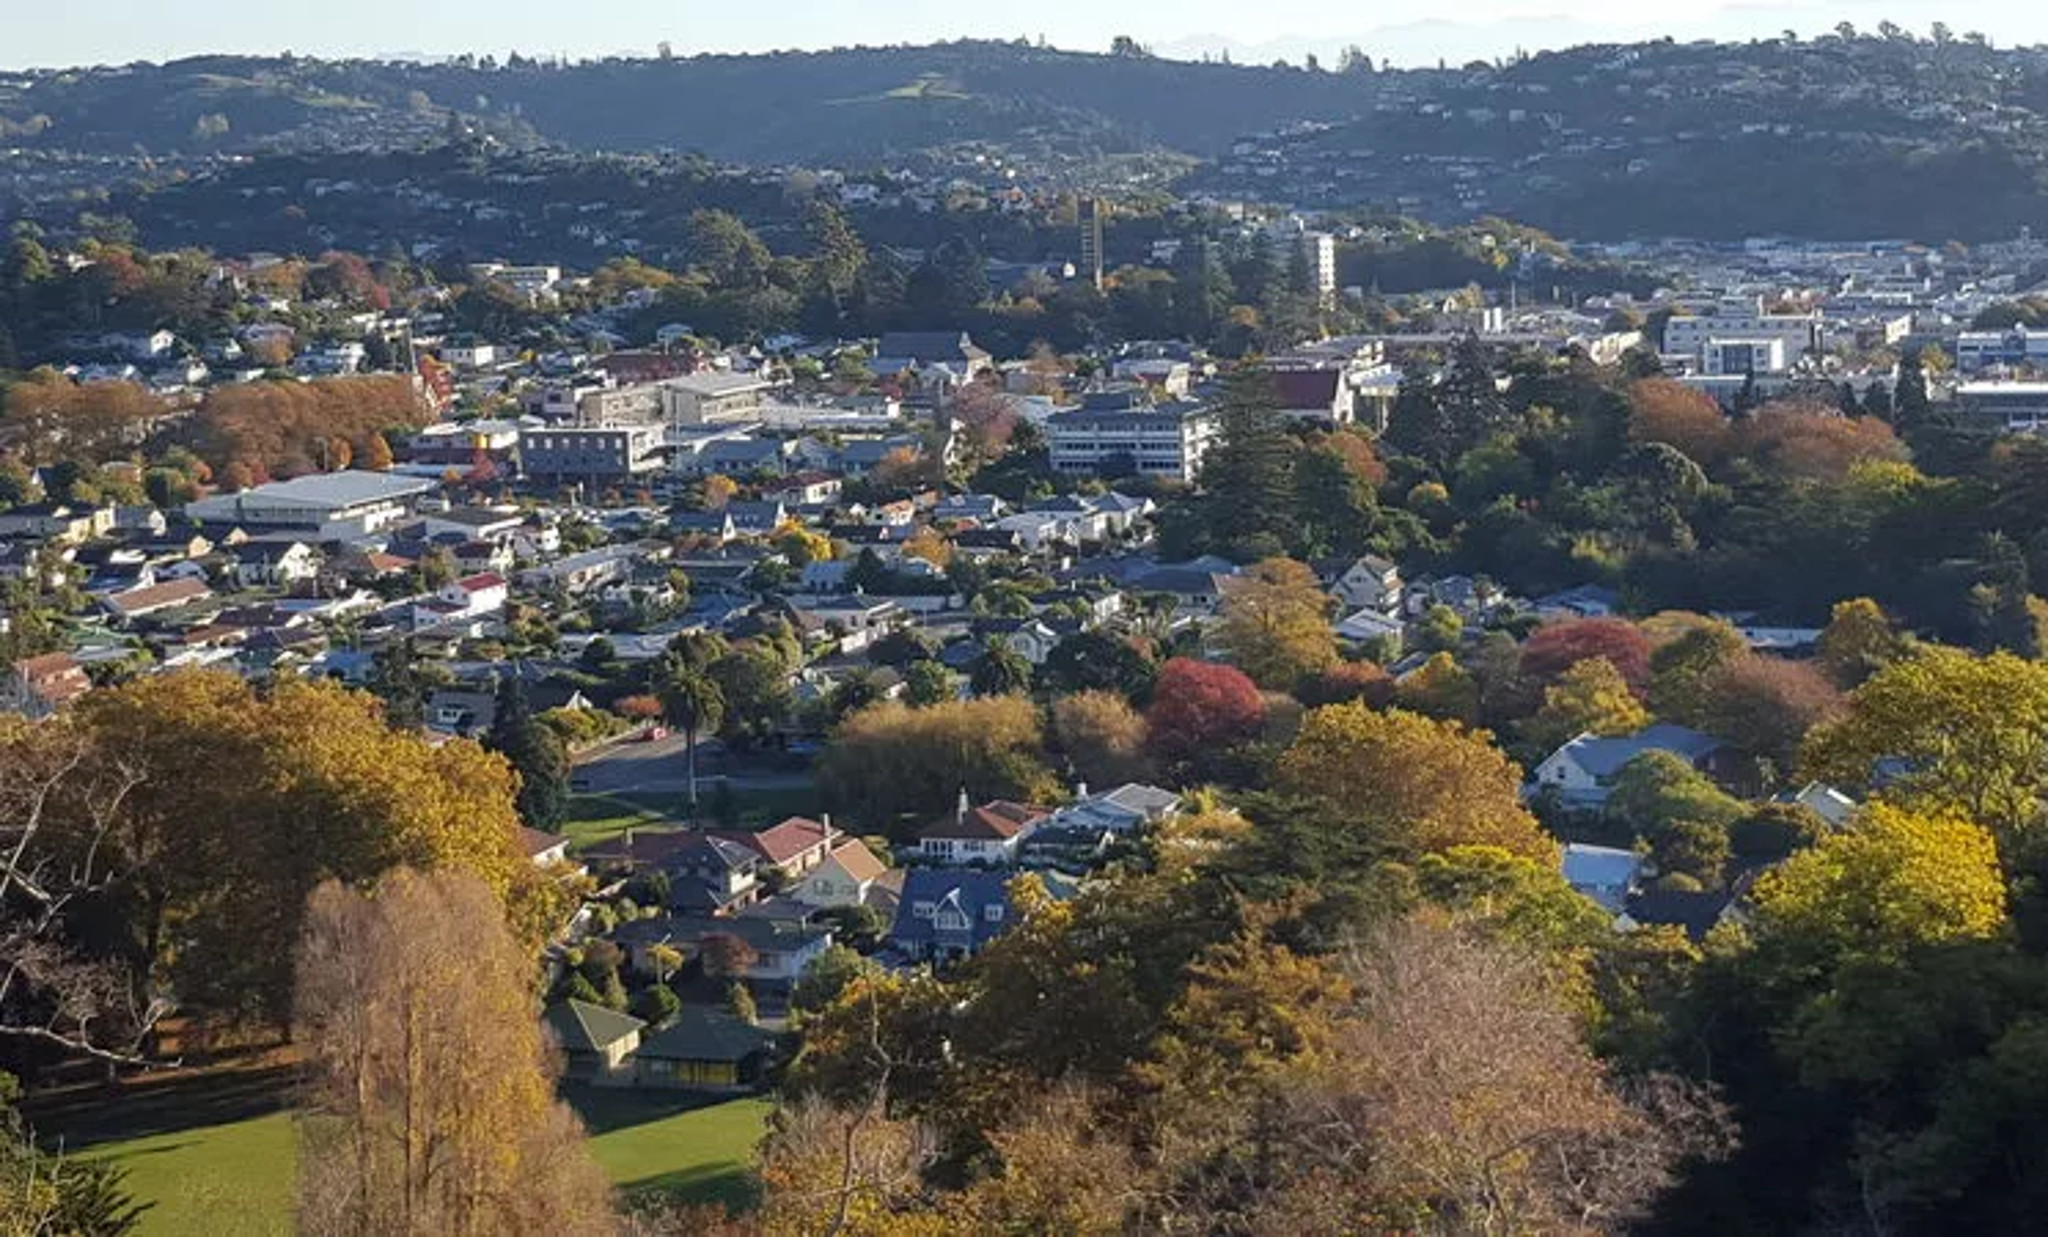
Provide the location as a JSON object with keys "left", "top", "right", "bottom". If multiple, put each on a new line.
{"left": 82, "top": 1095, "right": 771, "bottom": 1235}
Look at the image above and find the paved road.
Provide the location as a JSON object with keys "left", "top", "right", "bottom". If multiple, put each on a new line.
{"left": 571, "top": 732, "right": 812, "bottom": 797}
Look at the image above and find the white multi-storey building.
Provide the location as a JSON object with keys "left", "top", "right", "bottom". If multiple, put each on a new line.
{"left": 1047, "top": 390, "right": 1219, "bottom": 482}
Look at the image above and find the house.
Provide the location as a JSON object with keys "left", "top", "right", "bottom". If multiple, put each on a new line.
{"left": 976, "top": 617, "right": 1062, "bottom": 666}
{"left": 614, "top": 914, "right": 832, "bottom": 987}
{"left": 226, "top": 539, "right": 319, "bottom": 588}
{"left": 763, "top": 471, "right": 844, "bottom": 506}
{"left": 1336, "top": 607, "right": 1404, "bottom": 651}
{"left": 918, "top": 794, "right": 1051, "bottom": 866}
{"left": 0, "top": 502, "right": 116, "bottom": 544}
{"left": 426, "top": 689, "right": 495, "bottom": 737}
{"left": 521, "top": 826, "right": 573, "bottom": 867}
{"left": 872, "top": 331, "right": 994, "bottom": 385}
{"left": 714, "top": 816, "right": 842, "bottom": 880}
{"left": 1534, "top": 584, "right": 1622, "bottom": 621}
{"left": 1619, "top": 888, "right": 1737, "bottom": 942}
{"left": 1329, "top": 555, "right": 1403, "bottom": 613}
{"left": 662, "top": 372, "right": 778, "bottom": 426}
{"left": 4, "top": 653, "right": 92, "bottom": 719}
{"left": 631, "top": 1006, "right": 775, "bottom": 1092}
{"left": 1268, "top": 366, "right": 1358, "bottom": 426}
{"left": 889, "top": 869, "right": 1024, "bottom": 962}
{"left": 1785, "top": 782, "right": 1858, "bottom": 829}
{"left": 439, "top": 573, "right": 509, "bottom": 618}
{"left": 1562, "top": 843, "right": 1643, "bottom": 914}
{"left": 1047, "top": 783, "right": 1181, "bottom": 836}
{"left": 1530, "top": 724, "right": 1731, "bottom": 810}
{"left": 102, "top": 577, "right": 213, "bottom": 622}
{"left": 1046, "top": 392, "right": 1220, "bottom": 483}
{"left": 664, "top": 835, "right": 766, "bottom": 914}
{"left": 544, "top": 999, "right": 645, "bottom": 1084}
{"left": 791, "top": 839, "right": 894, "bottom": 909}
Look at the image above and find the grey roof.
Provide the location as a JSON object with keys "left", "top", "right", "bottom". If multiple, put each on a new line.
{"left": 545, "top": 999, "right": 646, "bottom": 1052}
{"left": 1558, "top": 723, "right": 1725, "bottom": 781}
{"left": 876, "top": 331, "right": 988, "bottom": 364}
{"left": 668, "top": 372, "right": 776, "bottom": 396}
{"left": 890, "top": 869, "right": 1018, "bottom": 954}
{"left": 207, "top": 470, "right": 432, "bottom": 510}
{"left": 634, "top": 1006, "right": 774, "bottom": 1063}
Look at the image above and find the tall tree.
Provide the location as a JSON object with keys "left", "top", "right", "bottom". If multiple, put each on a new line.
{"left": 658, "top": 663, "right": 725, "bottom": 820}
{"left": 295, "top": 869, "right": 614, "bottom": 1236}
{"left": 1196, "top": 368, "right": 1298, "bottom": 560}
{"left": 969, "top": 640, "right": 1033, "bottom": 698}
{"left": 485, "top": 674, "right": 569, "bottom": 829}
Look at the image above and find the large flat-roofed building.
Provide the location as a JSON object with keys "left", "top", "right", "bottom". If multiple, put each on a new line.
{"left": 662, "top": 373, "right": 778, "bottom": 426}
{"left": 520, "top": 424, "right": 666, "bottom": 481}
{"left": 1663, "top": 299, "right": 1821, "bottom": 362}
{"left": 1047, "top": 390, "right": 1219, "bottom": 483}
{"left": 185, "top": 471, "right": 434, "bottom": 538}
{"left": 1956, "top": 381, "right": 2048, "bottom": 433}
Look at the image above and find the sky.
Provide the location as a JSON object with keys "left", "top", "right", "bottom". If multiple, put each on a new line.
{"left": 5, "top": 0, "right": 2048, "bottom": 71}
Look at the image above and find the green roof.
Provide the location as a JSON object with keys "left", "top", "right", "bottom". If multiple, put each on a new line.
{"left": 634, "top": 1006, "right": 773, "bottom": 1064}
{"left": 544, "top": 999, "right": 646, "bottom": 1052}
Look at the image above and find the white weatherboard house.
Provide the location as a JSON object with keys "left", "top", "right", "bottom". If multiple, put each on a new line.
{"left": 1531, "top": 724, "right": 1727, "bottom": 810}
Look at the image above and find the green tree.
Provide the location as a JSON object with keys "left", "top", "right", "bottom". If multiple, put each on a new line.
{"left": 486, "top": 675, "right": 570, "bottom": 829}
{"left": 792, "top": 944, "right": 882, "bottom": 1014}
{"left": 658, "top": 663, "right": 725, "bottom": 819}
{"left": 904, "top": 660, "right": 954, "bottom": 707}
{"left": 970, "top": 640, "right": 1033, "bottom": 698}
{"left": 1196, "top": 368, "right": 1298, "bottom": 560}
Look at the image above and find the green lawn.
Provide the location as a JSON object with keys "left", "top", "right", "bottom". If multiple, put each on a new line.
{"left": 79, "top": 1094, "right": 770, "bottom": 1235}
{"left": 561, "top": 793, "right": 674, "bottom": 850}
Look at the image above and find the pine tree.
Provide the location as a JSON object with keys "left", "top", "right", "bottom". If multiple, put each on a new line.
{"left": 1385, "top": 367, "right": 1456, "bottom": 473}
{"left": 486, "top": 674, "right": 570, "bottom": 829}
{"left": 1198, "top": 367, "right": 1299, "bottom": 560}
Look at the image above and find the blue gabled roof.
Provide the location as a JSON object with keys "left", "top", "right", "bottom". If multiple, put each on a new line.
{"left": 1558, "top": 723, "right": 1725, "bottom": 781}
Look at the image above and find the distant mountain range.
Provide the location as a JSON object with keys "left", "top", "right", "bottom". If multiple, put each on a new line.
{"left": 10, "top": 35, "right": 2048, "bottom": 239}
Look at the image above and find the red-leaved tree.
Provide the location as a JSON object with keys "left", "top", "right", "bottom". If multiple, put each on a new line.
{"left": 1145, "top": 658, "right": 1267, "bottom": 770}
{"left": 1520, "top": 618, "right": 1652, "bottom": 694}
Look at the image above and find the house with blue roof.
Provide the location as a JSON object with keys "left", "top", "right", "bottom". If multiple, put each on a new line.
{"left": 890, "top": 870, "right": 1016, "bottom": 963}
{"left": 1530, "top": 723, "right": 1731, "bottom": 810}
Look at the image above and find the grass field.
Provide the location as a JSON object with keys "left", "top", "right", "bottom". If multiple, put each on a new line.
{"left": 561, "top": 792, "right": 674, "bottom": 849}
{"left": 78, "top": 1091, "right": 770, "bottom": 1235}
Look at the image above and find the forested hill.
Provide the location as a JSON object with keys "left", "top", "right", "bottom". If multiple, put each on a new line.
{"left": 11, "top": 32, "right": 2048, "bottom": 238}
{"left": 0, "top": 44, "right": 1379, "bottom": 161}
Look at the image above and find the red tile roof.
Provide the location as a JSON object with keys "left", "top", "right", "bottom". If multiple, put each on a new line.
{"left": 716, "top": 817, "right": 838, "bottom": 866}
{"left": 920, "top": 800, "right": 1050, "bottom": 842}
{"left": 457, "top": 572, "right": 507, "bottom": 592}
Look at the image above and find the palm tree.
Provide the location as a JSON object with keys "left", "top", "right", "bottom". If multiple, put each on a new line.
{"left": 658, "top": 664, "right": 724, "bottom": 820}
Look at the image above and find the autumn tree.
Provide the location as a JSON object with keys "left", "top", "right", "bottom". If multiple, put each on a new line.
{"left": 1816, "top": 596, "right": 1910, "bottom": 688}
{"left": 1215, "top": 557, "right": 1339, "bottom": 690}
{"left": 1628, "top": 377, "right": 1732, "bottom": 467}
{"left": 1696, "top": 653, "right": 1842, "bottom": 772}
{"left": 1750, "top": 803, "right": 2006, "bottom": 964}
{"left": 818, "top": 696, "right": 1058, "bottom": 834}
{"left": 1143, "top": 659, "right": 1267, "bottom": 773}
{"left": 67, "top": 672, "right": 532, "bottom": 1029}
{"left": 1277, "top": 703, "right": 1553, "bottom": 860}
{"left": 1525, "top": 656, "right": 1649, "bottom": 753}
{"left": 1734, "top": 401, "right": 1906, "bottom": 481}
{"left": 295, "top": 869, "right": 614, "bottom": 1236}
{"left": 1392, "top": 652, "right": 1481, "bottom": 724}
{"left": 1803, "top": 647, "right": 2048, "bottom": 839}
{"left": 1051, "top": 690, "right": 1154, "bottom": 788}
{"left": 1521, "top": 616, "right": 1653, "bottom": 692}
{"left": 1246, "top": 915, "right": 1727, "bottom": 1234}
{"left": 1296, "top": 661, "right": 1396, "bottom": 710}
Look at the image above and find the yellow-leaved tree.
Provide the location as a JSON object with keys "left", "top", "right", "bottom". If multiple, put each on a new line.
{"left": 1277, "top": 703, "right": 1554, "bottom": 860}
{"left": 1215, "top": 556, "right": 1338, "bottom": 691}
{"left": 1525, "top": 655, "right": 1649, "bottom": 753}
{"left": 295, "top": 868, "right": 615, "bottom": 1236}
{"left": 1750, "top": 803, "right": 2006, "bottom": 964}
{"left": 1802, "top": 647, "right": 2048, "bottom": 842}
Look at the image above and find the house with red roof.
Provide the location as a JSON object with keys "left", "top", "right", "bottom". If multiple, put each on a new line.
{"left": 4, "top": 652, "right": 92, "bottom": 719}
{"left": 1268, "top": 366, "right": 1358, "bottom": 427}
{"left": 713, "top": 816, "right": 842, "bottom": 880}
{"left": 917, "top": 793, "right": 1052, "bottom": 867}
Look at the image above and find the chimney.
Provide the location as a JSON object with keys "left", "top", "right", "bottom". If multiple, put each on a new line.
{"left": 821, "top": 812, "right": 834, "bottom": 838}
{"left": 1076, "top": 781, "right": 1089, "bottom": 801}
{"left": 957, "top": 787, "right": 971, "bottom": 824}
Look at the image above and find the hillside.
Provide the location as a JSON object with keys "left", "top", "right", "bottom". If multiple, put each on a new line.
{"left": 9, "top": 34, "right": 2048, "bottom": 238}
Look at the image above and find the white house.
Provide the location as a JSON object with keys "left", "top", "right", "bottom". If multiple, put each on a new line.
{"left": 1530, "top": 724, "right": 1730, "bottom": 811}
{"left": 1330, "top": 555, "right": 1403, "bottom": 613}
{"left": 918, "top": 795, "right": 1050, "bottom": 866}
{"left": 790, "top": 839, "right": 893, "bottom": 909}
